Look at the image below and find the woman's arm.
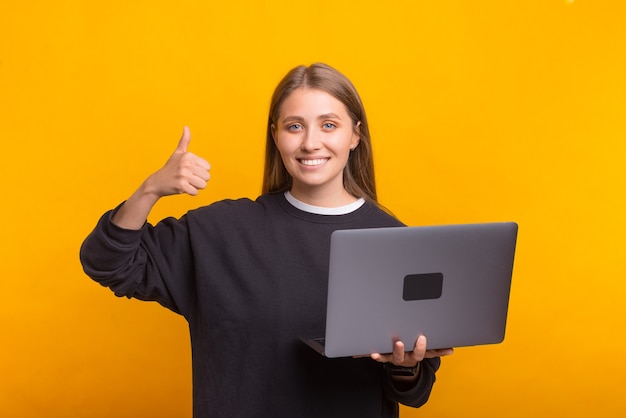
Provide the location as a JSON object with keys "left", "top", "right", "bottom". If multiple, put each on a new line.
{"left": 79, "top": 127, "right": 210, "bottom": 315}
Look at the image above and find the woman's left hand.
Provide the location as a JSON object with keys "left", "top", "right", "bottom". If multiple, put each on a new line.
{"left": 370, "top": 335, "right": 454, "bottom": 367}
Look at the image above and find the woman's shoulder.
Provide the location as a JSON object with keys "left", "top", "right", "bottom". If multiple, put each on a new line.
{"left": 359, "top": 201, "right": 405, "bottom": 227}
{"left": 186, "top": 193, "right": 283, "bottom": 219}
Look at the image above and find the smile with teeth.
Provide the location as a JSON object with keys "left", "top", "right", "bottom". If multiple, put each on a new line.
{"left": 299, "top": 158, "right": 329, "bottom": 166}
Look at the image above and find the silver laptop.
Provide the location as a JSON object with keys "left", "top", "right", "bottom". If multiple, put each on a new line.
{"left": 302, "top": 222, "right": 518, "bottom": 358}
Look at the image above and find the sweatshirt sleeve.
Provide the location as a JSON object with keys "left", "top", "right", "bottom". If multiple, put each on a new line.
{"left": 79, "top": 204, "right": 196, "bottom": 318}
{"left": 382, "top": 357, "right": 441, "bottom": 409}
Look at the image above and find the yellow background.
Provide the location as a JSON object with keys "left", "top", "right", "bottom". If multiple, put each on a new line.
{"left": 1, "top": 0, "right": 624, "bottom": 416}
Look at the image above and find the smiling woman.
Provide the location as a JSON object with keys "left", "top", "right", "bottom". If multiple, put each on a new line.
{"left": 79, "top": 62, "right": 452, "bottom": 418}
{"left": 263, "top": 63, "right": 378, "bottom": 207}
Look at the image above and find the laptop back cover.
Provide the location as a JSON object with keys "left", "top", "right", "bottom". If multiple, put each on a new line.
{"left": 323, "top": 222, "right": 518, "bottom": 358}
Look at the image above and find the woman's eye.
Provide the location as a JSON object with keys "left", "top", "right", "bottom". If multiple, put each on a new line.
{"left": 287, "top": 123, "right": 303, "bottom": 131}
{"left": 323, "top": 122, "right": 336, "bottom": 129}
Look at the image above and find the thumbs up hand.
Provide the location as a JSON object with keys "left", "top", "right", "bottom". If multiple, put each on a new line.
{"left": 145, "top": 126, "right": 211, "bottom": 198}
{"left": 110, "top": 127, "right": 211, "bottom": 230}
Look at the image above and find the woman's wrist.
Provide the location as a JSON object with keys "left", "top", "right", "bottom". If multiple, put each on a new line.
{"left": 385, "top": 362, "right": 420, "bottom": 377}
{"left": 385, "top": 362, "right": 421, "bottom": 391}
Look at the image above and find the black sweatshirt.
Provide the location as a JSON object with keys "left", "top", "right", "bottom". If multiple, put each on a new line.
{"left": 80, "top": 192, "right": 441, "bottom": 418}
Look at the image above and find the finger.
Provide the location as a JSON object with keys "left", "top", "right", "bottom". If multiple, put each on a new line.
{"left": 185, "top": 157, "right": 211, "bottom": 181}
{"left": 181, "top": 186, "right": 199, "bottom": 197}
{"left": 179, "top": 179, "right": 201, "bottom": 196}
{"left": 392, "top": 340, "right": 405, "bottom": 365}
{"left": 193, "top": 169, "right": 211, "bottom": 182}
{"left": 188, "top": 174, "right": 208, "bottom": 191}
{"left": 414, "top": 335, "right": 427, "bottom": 357}
{"left": 370, "top": 352, "right": 394, "bottom": 364}
{"left": 194, "top": 155, "right": 211, "bottom": 172}
{"left": 175, "top": 126, "right": 191, "bottom": 153}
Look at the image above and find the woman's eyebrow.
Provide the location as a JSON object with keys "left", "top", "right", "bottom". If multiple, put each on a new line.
{"left": 318, "top": 113, "right": 342, "bottom": 120}
{"left": 281, "top": 115, "right": 305, "bottom": 124}
{"left": 281, "top": 113, "right": 343, "bottom": 124}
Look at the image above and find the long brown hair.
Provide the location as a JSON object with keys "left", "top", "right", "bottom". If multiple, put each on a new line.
{"left": 262, "top": 63, "right": 378, "bottom": 204}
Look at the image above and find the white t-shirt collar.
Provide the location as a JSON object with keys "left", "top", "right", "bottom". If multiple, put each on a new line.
{"left": 284, "top": 191, "right": 365, "bottom": 215}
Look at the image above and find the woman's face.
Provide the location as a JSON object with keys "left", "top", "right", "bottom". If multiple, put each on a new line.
{"left": 272, "top": 88, "right": 360, "bottom": 205}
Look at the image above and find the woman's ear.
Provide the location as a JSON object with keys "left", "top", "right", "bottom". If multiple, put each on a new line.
{"left": 351, "top": 121, "right": 361, "bottom": 150}
{"left": 271, "top": 123, "right": 277, "bottom": 143}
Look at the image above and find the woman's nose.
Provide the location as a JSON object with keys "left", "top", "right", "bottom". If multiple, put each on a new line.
{"left": 301, "top": 129, "right": 322, "bottom": 151}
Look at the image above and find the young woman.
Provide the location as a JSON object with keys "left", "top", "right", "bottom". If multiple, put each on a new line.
{"left": 80, "top": 63, "right": 453, "bottom": 418}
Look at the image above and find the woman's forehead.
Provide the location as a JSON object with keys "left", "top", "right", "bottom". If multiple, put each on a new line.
{"left": 278, "top": 88, "right": 349, "bottom": 121}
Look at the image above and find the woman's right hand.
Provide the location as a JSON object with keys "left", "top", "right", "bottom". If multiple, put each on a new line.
{"left": 111, "top": 127, "right": 211, "bottom": 230}
{"left": 144, "top": 126, "right": 211, "bottom": 198}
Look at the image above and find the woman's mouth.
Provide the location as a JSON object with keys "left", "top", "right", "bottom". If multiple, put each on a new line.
{"left": 299, "top": 158, "right": 329, "bottom": 167}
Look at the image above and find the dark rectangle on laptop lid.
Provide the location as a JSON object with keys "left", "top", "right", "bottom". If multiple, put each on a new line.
{"left": 403, "top": 273, "right": 444, "bottom": 301}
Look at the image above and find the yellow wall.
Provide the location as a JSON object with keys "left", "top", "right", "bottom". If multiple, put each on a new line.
{"left": 1, "top": 1, "right": 624, "bottom": 416}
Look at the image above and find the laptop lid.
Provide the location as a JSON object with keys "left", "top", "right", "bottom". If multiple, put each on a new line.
{"left": 310, "top": 222, "right": 518, "bottom": 358}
